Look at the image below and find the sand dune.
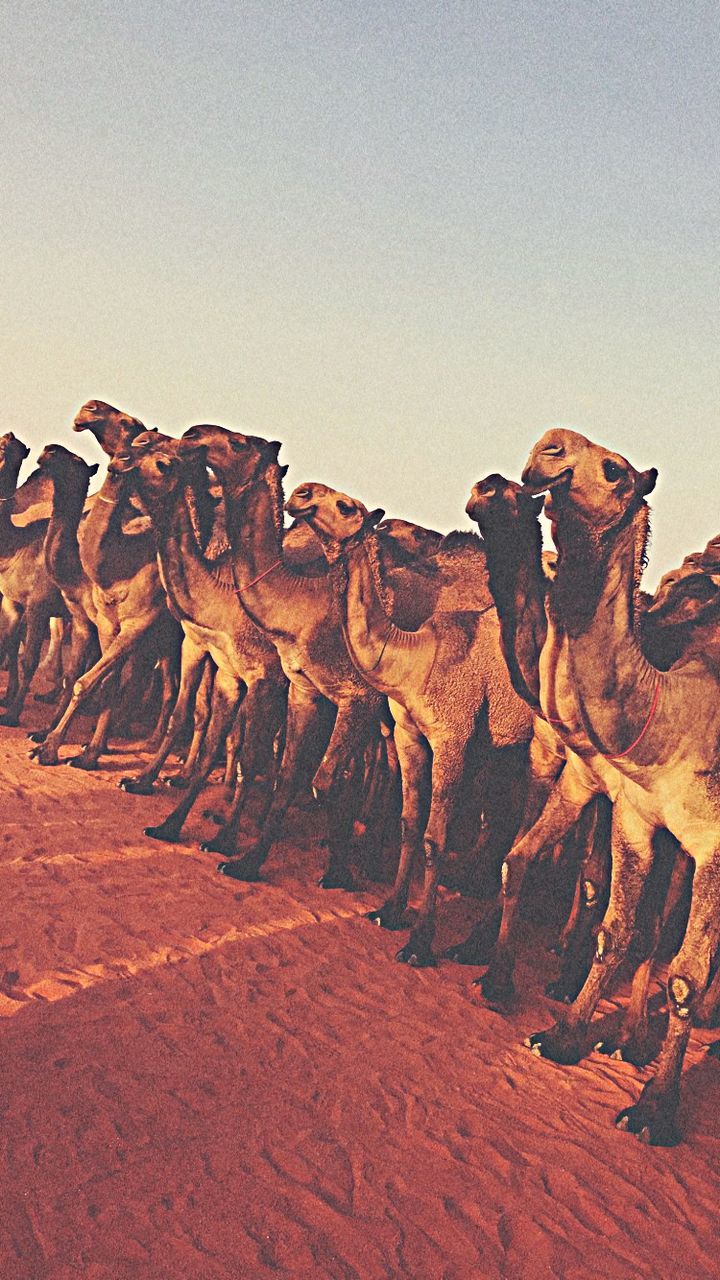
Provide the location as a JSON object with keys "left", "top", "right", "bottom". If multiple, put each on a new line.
{"left": 1, "top": 711, "right": 719, "bottom": 1279}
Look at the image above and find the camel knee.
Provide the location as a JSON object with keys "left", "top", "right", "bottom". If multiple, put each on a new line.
{"left": 668, "top": 949, "right": 713, "bottom": 1020}
{"left": 500, "top": 850, "right": 527, "bottom": 898}
{"left": 594, "top": 917, "right": 633, "bottom": 965}
{"left": 423, "top": 837, "right": 441, "bottom": 870}
{"left": 582, "top": 878, "right": 600, "bottom": 909}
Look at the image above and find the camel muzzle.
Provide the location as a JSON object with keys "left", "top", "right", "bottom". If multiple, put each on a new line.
{"left": 520, "top": 466, "right": 573, "bottom": 498}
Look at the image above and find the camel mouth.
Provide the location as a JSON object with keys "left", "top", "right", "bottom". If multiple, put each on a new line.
{"left": 285, "top": 501, "right": 317, "bottom": 522}
{"left": 520, "top": 467, "right": 573, "bottom": 500}
{"left": 107, "top": 453, "right": 137, "bottom": 475}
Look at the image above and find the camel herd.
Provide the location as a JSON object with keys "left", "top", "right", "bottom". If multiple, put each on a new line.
{"left": 1, "top": 402, "right": 719, "bottom": 1149}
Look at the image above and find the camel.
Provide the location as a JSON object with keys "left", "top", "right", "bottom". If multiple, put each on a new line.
{"left": 465, "top": 474, "right": 709, "bottom": 1050}
{"left": 110, "top": 431, "right": 288, "bottom": 850}
{"left": 285, "top": 482, "right": 536, "bottom": 966}
{"left": 512, "top": 427, "right": 720, "bottom": 1145}
{"left": 31, "top": 408, "right": 180, "bottom": 769}
{"left": 0, "top": 433, "right": 64, "bottom": 725}
{"left": 22, "top": 445, "right": 100, "bottom": 737}
{"left": 175, "top": 425, "right": 390, "bottom": 891}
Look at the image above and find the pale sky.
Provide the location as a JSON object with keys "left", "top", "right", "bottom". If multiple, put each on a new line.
{"left": 2, "top": 0, "right": 718, "bottom": 584}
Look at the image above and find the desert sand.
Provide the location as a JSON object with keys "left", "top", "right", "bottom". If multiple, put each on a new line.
{"left": 1, "top": 700, "right": 719, "bottom": 1280}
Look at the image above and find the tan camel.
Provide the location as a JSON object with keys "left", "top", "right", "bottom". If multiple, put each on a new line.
{"left": 465, "top": 476, "right": 689, "bottom": 1048}
{"left": 31, "top": 407, "right": 180, "bottom": 768}
{"left": 175, "top": 425, "right": 390, "bottom": 891}
{"left": 516, "top": 427, "right": 720, "bottom": 1145}
{"left": 111, "top": 431, "right": 288, "bottom": 850}
{"left": 0, "top": 433, "right": 64, "bottom": 725}
{"left": 285, "top": 481, "right": 535, "bottom": 966}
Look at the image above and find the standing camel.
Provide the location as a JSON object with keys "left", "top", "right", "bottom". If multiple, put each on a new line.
{"left": 111, "top": 432, "right": 288, "bottom": 849}
{"left": 285, "top": 482, "right": 535, "bottom": 966}
{"left": 176, "top": 425, "right": 389, "bottom": 891}
{"left": 516, "top": 427, "right": 720, "bottom": 1145}
{"left": 0, "top": 433, "right": 64, "bottom": 725}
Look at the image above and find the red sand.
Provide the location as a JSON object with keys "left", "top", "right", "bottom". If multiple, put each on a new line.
{"left": 1, "top": 713, "right": 719, "bottom": 1280}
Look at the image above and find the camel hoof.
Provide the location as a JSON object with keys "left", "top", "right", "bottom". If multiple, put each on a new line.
{"left": 473, "top": 967, "right": 516, "bottom": 1009}
{"left": 27, "top": 729, "right": 48, "bottom": 744}
{"left": 200, "top": 835, "right": 235, "bottom": 855}
{"left": 396, "top": 938, "right": 436, "bottom": 967}
{"left": 523, "top": 1021, "right": 587, "bottom": 1065}
{"left": 202, "top": 809, "right": 226, "bottom": 824}
{"left": 216, "top": 858, "right": 263, "bottom": 882}
{"left": 707, "top": 1041, "right": 720, "bottom": 1059}
{"left": 443, "top": 926, "right": 498, "bottom": 967}
{"left": 318, "top": 869, "right": 356, "bottom": 891}
{"left": 30, "top": 745, "right": 59, "bottom": 766}
{"left": 119, "top": 777, "right": 156, "bottom": 795}
{"left": 364, "top": 902, "right": 411, "bottom": 931}
{"left": 0, "top": 713, "right": 19, "bottom": 728}
{"left": 68, "top": 754, "right": 98, "bottom": 771}
{"left": 595, "top": 1036, "right": 657, "bottom": 1070}
{"left": 144, "top": 824, "right": 181, "bottom": 843}
{"left": 161, "top": 774, "right": 189, "bottom": 790}
{"left": 545, "top": 977, "right": 584, "bottom": 1004}
{"left": 615, "top": 1088, "right": 681, "bottom": 1146}
{"left": 33, "top": 690, "right": 59, "bottom": 705}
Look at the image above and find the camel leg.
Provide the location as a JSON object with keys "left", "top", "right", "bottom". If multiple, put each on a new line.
{"left": 311, "top": 699, "right": 383, "bottom": 890}
{"left": 616, "top": 843, "right": 720, "bottom": 1145}
{"left": 67, "top": 670, "right": 120, "bottom": 770}
{"left": 0, "top": 606, "right": 51, "bottom": 726}
{"left": 30, "top": 619, "right": 152, "bottom": 765}
{"left": 120, "top": 646, "right": 210, "bottom": 794}
{"left": 204, "top": 677, "right": 287, "bottom": 856}
{"left": 396, "top": 737, "right": 471, "bottom": 968}
{"left": 474, "top": 764, "right": 598, "bottom": 1006}
{"left": 366, "top": 719, "right": 431, "bottom": 929}
{"left": 144, "top": 670, "right": 243, "bottom": 844}
{"left": 547, "top": 795, "right": 612, "bottom": 1003}
{"left": 526, "top": 798, "right": 656, "bottom": 1064}
{"left": 28, "top": 622, "right": 95, "bottom": 745}
{"left": 173, "top": 660, "right": 215, "bottom": 788}
{"left": 34, "top": 615, "right": 66, "bottom": 703}
{"left": 144, "top": 653, "right": 179, "bottom": 751}
{"left": 0, "top": 599, "right": 23, "bottom": 705}
{"left": 216, "top": 684, "right": 333, "bottom": 880}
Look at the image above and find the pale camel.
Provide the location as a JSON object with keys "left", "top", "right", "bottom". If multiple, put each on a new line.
{"left": 285, "top": 482, "right": 535, "bottom": 966}
{"left": 176, "top": 425, "right": 389, "bottom": 890}
{"left": 31, "top": 410, "right": 180, "bottom": 769}
{"left": 0, "top": 433, "right": 64, "bottom": 725}
{"left": 516, "top": 427, "right": 720, "bottom": 1144}
{"left": 465, "top": 474, "right": 699, "bottom": 1055}
{"left": 111, "top": 432, "right": 288, "bottom": 850}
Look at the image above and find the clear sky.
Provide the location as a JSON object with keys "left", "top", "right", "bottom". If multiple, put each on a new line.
{"left": 2, "top": 0, "right": 718, "bottom": 583}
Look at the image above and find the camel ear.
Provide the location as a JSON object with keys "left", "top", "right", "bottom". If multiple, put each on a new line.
{"left": 365, "top": 508, "right": 385, "bottom": 530}
{"left": 279, "top": 464, "right": 289, "bottom": 478}
{"left": 88, "top": 463, "right": 99, "bottom": 476}
{"left": 637, "top": 467, "right": 658, "bottom": 497}
{"left": 268, "top": 440, "right": 282, "bottom": 458}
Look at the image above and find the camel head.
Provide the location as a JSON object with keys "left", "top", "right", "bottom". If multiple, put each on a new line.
{"left": 286, "top": 484, "right": 384, "bottom": 553}
{"left": 0, "top": 432, "right": 31, "bottom": 499}
{"left": 521, "top": 429, "right": 658, "bottom": 537}
{"left": 73, "top": 401, "right": 148, "bottom": 457}
{"left": 466, "top": 473, "right": 544, "bottom": 535}
{"left": 646, "top": 568, "right": 720, "bottom": 627}
{"left": 179, "top": 424, "right": 283, "bottom": 490}
{"left": 35, "top": 443, "right": 99, "bottom": 483}
{"left": 373, "top": 518, "right": 444, "bottom": 558}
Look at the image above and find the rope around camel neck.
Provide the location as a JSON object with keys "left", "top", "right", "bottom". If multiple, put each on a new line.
{"left": 546, "top": 676, "right": 661, "bottom": 760}
{"left": 234, "top": 559, "right": 282, "bottom": 593}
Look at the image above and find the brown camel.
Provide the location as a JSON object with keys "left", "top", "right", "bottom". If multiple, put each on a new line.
{"left": 285, "top": 481, "right": 535, "bottom": 966}
{"left": 176, "top": 425, "right": 390, "bottom": 891}
{"left": 515, "top": 427, "right": 720, "bottom": 1145}
{"left": 23, "top": 445, "right": 100, "bottom": 740}
{"left": 31, "top": 408, "right": 180, "bottom": 769}
{"left": 111, "top": 432, "right": 288, "bottom": 851}
{"left": 0, "top": 433, "right": 64, "bottom": 725}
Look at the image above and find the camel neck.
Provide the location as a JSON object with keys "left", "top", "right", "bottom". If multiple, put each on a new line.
{"left": 44, "top": 481, "right": 87, "bottom": 587}
{"left": 79, "top": 476, "right": 152, "bottom": 588}
{"left": 0, "top": 462, "right": 25, "bottom": 552}
{"left": 342, "top": 535, "right": 420, "bottom": 694}
{"left": 480, "top": 514, "right": 546, "bottom": 711}
{"left": 224, "top": 467, "right": 325, "bottom": 631}
{"left": 552, "top": 505, "right": 660, "bottom": 760}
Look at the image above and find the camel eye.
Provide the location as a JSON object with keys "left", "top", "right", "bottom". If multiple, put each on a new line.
{"left": 337, "top": 500, "right": 355, "bottom": 516}
{"left": 543, "top": 443, "right": 565, "bottom": 457}
{"left": 602, "top": 459, "right": 624, "bottom": 483}
{"left": 155, "top": 457, "right": 171, "bottom": 474}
